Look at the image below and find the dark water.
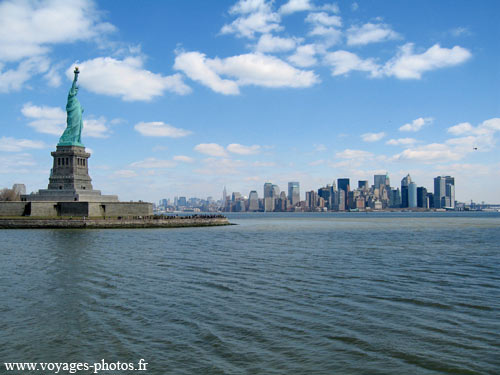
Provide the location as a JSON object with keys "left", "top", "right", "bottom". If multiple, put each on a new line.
{"left": 1, "top": 212, "right": 499, "bottom": 374}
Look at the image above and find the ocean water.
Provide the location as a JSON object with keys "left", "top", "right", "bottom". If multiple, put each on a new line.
{"left": 0, "top": 212, "right": 499, "bottom": 375}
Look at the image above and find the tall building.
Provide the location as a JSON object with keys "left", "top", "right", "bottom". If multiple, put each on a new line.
{"left": 358, "top": 180, "right": 369, "bottom": 190}
{"left": 445, "top": 182, "right": 455, "bottom": 209}
{"left": 389, "top": 188, "right": 401, "bottom": 208}
{"left": 277, "top": 191, "right": 288, "bottom": 211}
{"left": 272, "top": 184, "right": 280, "bottom": 198}
{"left": 337, "top": 178, "right": 350, "bottom": 210}
{"left": 288, "top": 181, "right": 300, "bottom": 206}
{"left": 434, "top": 176, "right": 455, "bottom": 208}
{"left": 374, "top": 173, "right": 390, "bottom": 190}
{"left": 318, "top": 186, "right": 331, "bottom": 209}
{"left": 434, "top": 176, "right": 446, "bottom": 208}
{"left": 417, "top": 187, "right": 428, "bottom": 208}
{"left": 263, "top": 183, "right": 274, "bottom": 212}
{"left": 248, "top": 190, "right": 259, "bottom": 211}
{"left": 401, "top": 174, "right": 412, "bottom": 208}
{"left": 263, "top": 182, "right": 273, "bottom": 198}
{"left": 305, "top": 190, "right": 318, "bottom": 210}
{"left": 222, "top": 186, "right": 227, "bottom": 203}
{"left": 408, "top": 182, "right": 417, "bottom": 208}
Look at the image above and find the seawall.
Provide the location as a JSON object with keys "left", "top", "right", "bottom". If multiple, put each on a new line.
{"left": 0, "top": 217, "right": 230, "bottom": 229}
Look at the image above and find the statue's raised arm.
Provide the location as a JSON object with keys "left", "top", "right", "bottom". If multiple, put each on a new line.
{"left": 69, "top": 67, "right": 79, "bottom": 95}
{"left": 58, "top": 67, "right": 84, "bottom": 147}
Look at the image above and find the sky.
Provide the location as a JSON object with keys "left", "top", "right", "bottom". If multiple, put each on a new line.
{"left": 0, "top": 0, "right": 499, "bottom": 203}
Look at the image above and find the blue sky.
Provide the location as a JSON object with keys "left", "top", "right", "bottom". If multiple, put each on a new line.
{"left": 1, "top": 0, "right": 499, "bottom": 203}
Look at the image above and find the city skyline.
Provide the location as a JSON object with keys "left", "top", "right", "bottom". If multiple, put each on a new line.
{"left": 157, "top": 172, "right": 498, "bottom": 212}
{"left": 1, "top": 1, "right": 499, "bottom": 203}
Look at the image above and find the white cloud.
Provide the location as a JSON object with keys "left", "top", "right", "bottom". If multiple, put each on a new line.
{"left": 194, "top": 143, "right": 228, "bottom": 157}
{"left": 255, "top": 34, "right": 299, "bottom": 53}
{"left": 361, "top": 132, "right": 385, "bottom": 142}
{"left": 195, "top": 158, "right": 245, "bottom": 175}
{"left": 399, "top": 117, "right": 433, "bottom": 132}
{"left": 175, "top": 51, "right": 319, "bottom": 94}
{"left": 308, "top": 26, "right": 342, "bottom": 47}
{"left": 83, "top": 117, "right": 111, "bottom": 138}
{"left": 130, "top": 158, "right": 177, "bottom": 169}
{"left": 351, "top": 2, "right": 359, "bottom": 11}
{"left": 174, "top": 52, "right": 240, "bottom": 95}
{"left": 0, "top": 153, "right": 36, "bottom": 173}
{"left": 173, "top": 155, "right": 195, "bottom": 163}
{"left": 450, "top": 27, "right": 470, "bottom": 37}
{"left": 445, "top": 118, "right": 500, "bottom": 152}
{"left": 210, "top": 53, "right": 319, "bottom": 88}
{"left": 305, "top": 12, "right": 342, "bottom": 27}
{"left": 386, "top": 138, "right": 418, "bottom": 146}
{"left": 221, "top": 0, "right": 281, "bottom": 38}
{"left": 394, "top": 143, "right": 462, "bottom": 163}
{"left": 68, "top": 57, "right": 191, "bottom": 101}
{"left": 384, "top": 43, "right": 471, "bottom": 79}
{"left": 0, "top": 137, "right": 46, "bottom": 152}
{"left": 280, "top": 0, "right": 314, "bottom": 14}
{"left": 447, "top": 122, "right": 473, "bottom": 135}
{"left": 227, "top": 143, "right": 261, "bottom": 155}
{"left": 288, "top": 44, "right": 318, "bottom": 67}
{"left": 228, "top": 0, "right": 270, "bottom": 14}
{"left": 324, "top": 50, "right": 379, "bottom": 76}
{"left": 21, "top": 103, "right": 66, "bottom": 135}
{"left": 305, "top": 11, "right": 342, "bottom": 47}
{"left": 0, "top": 56, "right": 50, "bottom": 93}
{"left": 347, "top": 23, "right": 400, "bottom": 46}
{"left": 44, "top": 66, "right": 62, "bottom": 87}
{"left": 325, "top": 43, "right": 471, "bottom": 80}
{"left": 321, "top": 4, "right": 340, "bottom": 13}
{"left": 336, "top": 149, "right": 374, "bottom": 159}
{"left": 134, "top": 122, "right": 192, "bottom": 138}
{"left": 482, "top": 118, "right": 500, "bottom": 132}
{"left": 112, "top": 169, "right": 138, "bottom": 178}
{"left": 0, "top": 0, "right": 115, "bottom": 62}
{"left": 393, "top": 118, "right": 500, "bottom": 164}
{"left": 252, "top": 161, "right": 276, "bottom": 167}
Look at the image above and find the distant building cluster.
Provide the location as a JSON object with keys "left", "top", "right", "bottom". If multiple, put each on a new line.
{"left": 219, "top": 174, "right": 457, "bottom": 212}
{"left": 154, "top": 174, "right": 473, "bottom": 213}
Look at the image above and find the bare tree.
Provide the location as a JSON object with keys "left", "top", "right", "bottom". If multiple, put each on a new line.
{"left": 0, "top": 188, "right": 20, "bottom": 201}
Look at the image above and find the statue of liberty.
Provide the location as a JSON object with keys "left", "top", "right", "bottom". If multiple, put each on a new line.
{"left": 58, "top": 67, "right": 84, "bottom": 147}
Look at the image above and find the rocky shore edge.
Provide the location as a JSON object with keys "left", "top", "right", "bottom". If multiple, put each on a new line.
{"left": 0, "top": 215, "right": 231, "bottom": 229}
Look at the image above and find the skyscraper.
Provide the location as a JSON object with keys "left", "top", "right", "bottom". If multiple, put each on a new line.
{"left": 263, "top": 182, "right": 273, "bottom": 198}
{"left": 263, "top": 182, "right": 274, "bottom": 212}
{"left": 374, "top": 173, "right": 390, "bottom": 190}
{"left": 434, "top": 176, "right": 455, "bottom": 208}
{"left": 417, "top": 187, "right": 428, "bottom": 208}
{"left": 358, "top": 180, "right": 369, "bottom": 190}
{"left": 272, "top": 184, "right": 280, "bottom": 198}
{"left": 401, "top": 174, "right": 412, "bottom": 208}
{"left": 408, "top": 182, "right": 417, "bottom": 208}
{"left": 337, "top": 178, "right": 350, "bottom": 210}
{"left": 248, "top": 190, "right": 259, "bottom": 211}
{"left": 434, "top": 176, "right": 446, "bottom": 208}
{"left": 288, "top": 181, "right": 300, "bottom": 206}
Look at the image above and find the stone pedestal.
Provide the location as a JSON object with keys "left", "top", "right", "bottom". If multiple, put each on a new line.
{"left": 22, "top": 146, "right": 118, "bottom": 202}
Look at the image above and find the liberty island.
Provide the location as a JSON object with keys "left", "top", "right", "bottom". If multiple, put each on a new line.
{"left": 0, "top": 67, "right": 229, "bottom": 228}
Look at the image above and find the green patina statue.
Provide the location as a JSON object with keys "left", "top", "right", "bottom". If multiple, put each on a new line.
{"left": 58, "top": 67, "right": 84, "bottom": 147}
